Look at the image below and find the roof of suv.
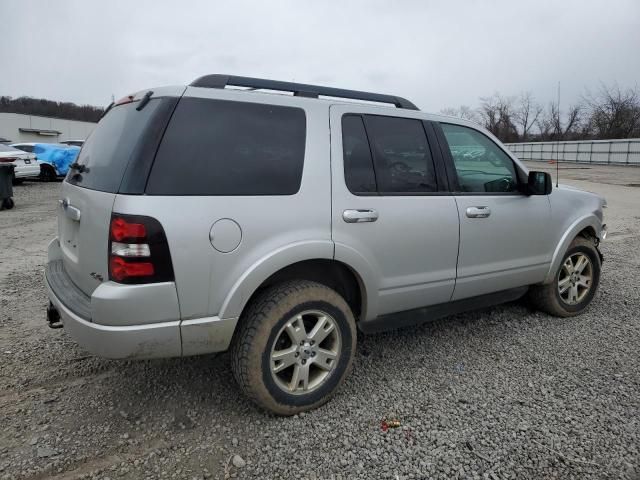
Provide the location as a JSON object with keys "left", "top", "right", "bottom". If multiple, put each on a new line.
{"left": 122, "top": 75, "right": 522, "bottom": 167}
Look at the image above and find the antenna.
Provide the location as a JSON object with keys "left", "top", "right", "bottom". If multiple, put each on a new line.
{"left": 556, "top": 81, "right": 560, "bottom": 187}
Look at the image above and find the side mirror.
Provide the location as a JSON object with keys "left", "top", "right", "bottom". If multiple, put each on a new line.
{"left": 526, "top": 171, "right": 552, "bottom": 195}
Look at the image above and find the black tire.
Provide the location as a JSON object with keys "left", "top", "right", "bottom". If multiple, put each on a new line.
{"left": 40, "top": 165, "right": 57, "bottom": 182}
{"left": 231, "top": 280, "right": 357, "bottom": 415}
{"left": 2, "top": 198, "right": 14, "bottom": 210}
{"left": 528, "top": 236, "right": 601, "bottom": 317}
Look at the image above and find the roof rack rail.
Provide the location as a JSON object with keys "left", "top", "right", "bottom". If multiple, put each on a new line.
{"left": 189, "top": 74, "right": 419, "bottom": 110}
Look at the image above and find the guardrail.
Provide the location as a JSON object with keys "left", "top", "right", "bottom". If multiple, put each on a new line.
{"left": 505, "top": 139, "right": 640, "bottom": 165}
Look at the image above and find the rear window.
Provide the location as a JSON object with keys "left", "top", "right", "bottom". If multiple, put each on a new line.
{"left": 0, "top": 144, "right": 23, "bottom": 153}
{"left": 67, "top": 98, "right": 169, "bottom": 193}
{"left": 146, "top": 97, "right": 306, "bottom": 195}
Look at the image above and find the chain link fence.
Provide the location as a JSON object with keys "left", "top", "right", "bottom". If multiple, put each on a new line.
{"left": 505, "top": 139, "right": 640, "bottom": 165}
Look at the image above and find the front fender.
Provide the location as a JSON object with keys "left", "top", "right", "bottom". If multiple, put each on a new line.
{"left": 218, "top": 240, "right": 333, "bottom": 320}
{"left": 543, "top": 214, "right": 601, "bottom": 284}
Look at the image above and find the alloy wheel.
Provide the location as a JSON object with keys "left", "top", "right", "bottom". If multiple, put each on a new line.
{"left": 270, "top": 310, "right": 341, "bottom": 395}
{"left": 558, "top": 253, "right": 593, "bottom": 305}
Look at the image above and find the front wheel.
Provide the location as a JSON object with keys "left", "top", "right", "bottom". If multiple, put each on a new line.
{"left": 231, "top": 280, "right": 356, "bottom": 415}
{"left": 529, "top": 236, "right": 601, "bottom": 317}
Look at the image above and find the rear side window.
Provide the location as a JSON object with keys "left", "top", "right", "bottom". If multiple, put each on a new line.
{"left": 13, "top": 144, "right": 34, "bottom": 153}
{"left": 365, "top": 116, "right": 437, "bottom": 193}
{"left": 67, "top": 98, "right": 168, "bottom": 193}
{"left": 342, "top": 115, "right": 376, "bottom": 194}
{"left": 146, "top": 98, "right": 306, "bottom": 195}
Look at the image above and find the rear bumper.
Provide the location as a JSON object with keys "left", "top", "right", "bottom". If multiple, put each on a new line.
{"left": 45, "top": 275, "right": 183, "bottom": 359}
{"left": 45, "top": 240, "right": 238, "bottom": 359}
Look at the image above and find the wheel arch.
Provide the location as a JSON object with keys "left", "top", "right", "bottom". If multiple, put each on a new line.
{"left": 218, "top": 242, "right": 370, "bottom": 322}
{"left": 40, "top": 162, "right": 57, "bottom": 180}
{"left": 543, "top": 215, "right": 601, "bottom": 284}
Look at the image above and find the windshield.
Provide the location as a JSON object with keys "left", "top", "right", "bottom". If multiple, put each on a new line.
{"left": 0, "top": 144, "right": 22, "bottom": 153}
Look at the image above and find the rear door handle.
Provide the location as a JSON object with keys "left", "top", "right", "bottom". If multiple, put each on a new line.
{"left": 466, "top": 206, "right": 491, "bottom": 218}
{"left": 343, "top": 209, "right": 378, "bottom": 223}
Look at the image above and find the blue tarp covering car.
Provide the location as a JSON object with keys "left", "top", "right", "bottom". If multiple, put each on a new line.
{"left": 33, "top": 144, "right": 80, "bottom": 176}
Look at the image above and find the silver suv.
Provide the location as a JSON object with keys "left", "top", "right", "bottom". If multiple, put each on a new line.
{"left": 45, "top": 75, "right": 607, "bottom": 415}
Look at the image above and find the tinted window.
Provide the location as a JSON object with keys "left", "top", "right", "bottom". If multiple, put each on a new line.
{"left": 440, "top": 123, "right": 519, "bottom": 193}
{"left": 364, "top": 116, "right": 437, "bottom": 193}
{"left": 10, "top": 144, "right": 33, "bottom": 153}
{"left": 67, "top": 98, "right": 167, "bottom": 192}
{"left": 147, "top": 98, "right": 306, "bottom": 195}
{"left": 342, "top": 115, "right": 376, "bottom": 193}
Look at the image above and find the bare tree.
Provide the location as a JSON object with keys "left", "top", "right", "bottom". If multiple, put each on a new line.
{"left": 439, "top": 107, "right": 460, "bottom": 117}
{"left": 0, "top": 96, "right": 104, "bottom": 122}
{"left": 477, "top": 94, "right": 519, "bottom": 142}
{"left": 439, "top": 105, "right": 479, "bottom": 122}
{"left": 438, "top": 82, "right": 640, "bottom": 142}
{"left": 536, "top": 101, "right": 583, "bottom": 141}
{"left": 584, "top": 83, "right": 640, "bottom": 138}
{"left": 514, "top": 92, "right": 542, "bottom": 141}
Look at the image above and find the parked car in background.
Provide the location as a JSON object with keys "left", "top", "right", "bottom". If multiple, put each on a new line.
{"left": 60, "top": 140, "right": 85, "bottom": 147}
{"left": 11, "top": 143, "right": 80, "bottom": 181}
{"left": 0, "top": 144, "right": 40, "bottom": 184}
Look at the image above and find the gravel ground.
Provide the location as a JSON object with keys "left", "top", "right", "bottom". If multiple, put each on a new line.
{"left": 1, "top": 174, "right": 639, "bottom": 480}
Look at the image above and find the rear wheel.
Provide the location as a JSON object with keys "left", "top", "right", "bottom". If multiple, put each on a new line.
{"left": 529, "top": 236, "right": 601, "bottom": 317}
{"left": 231, "top": 280, "right": 356, "bottom": 415}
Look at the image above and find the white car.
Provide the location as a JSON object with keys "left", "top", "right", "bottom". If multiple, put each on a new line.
{"left": 11, "top": 142, "right": 58, "bottom": 181}
{"left": 0, "top": 144, "right": 40, "bottom": 183}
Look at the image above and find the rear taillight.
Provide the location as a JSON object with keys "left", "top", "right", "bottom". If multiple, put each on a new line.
{"left": 0, "top": 157, "right": 17, "bottom": 163}
{"left": 108, "top": 214, "right": 174, "bottom": 284}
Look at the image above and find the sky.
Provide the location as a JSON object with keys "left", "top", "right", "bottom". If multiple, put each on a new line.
{"left": 1, "top": 0, "right": 639, "bottom": 113}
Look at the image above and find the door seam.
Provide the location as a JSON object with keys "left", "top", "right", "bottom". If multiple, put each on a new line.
{"left": 450, "top": 196, "right": 461, "bottom": 302}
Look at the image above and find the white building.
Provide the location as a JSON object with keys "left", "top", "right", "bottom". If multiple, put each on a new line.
{"left": 0, "top": 113, "right": 96, "bottom": 144}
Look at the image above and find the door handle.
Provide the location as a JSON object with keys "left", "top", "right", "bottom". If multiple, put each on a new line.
{"left": 466, "top": 206, "right": 491, "bottom": 218}
{"left": 343, "top": 209, "right": 379, "bottom": 223}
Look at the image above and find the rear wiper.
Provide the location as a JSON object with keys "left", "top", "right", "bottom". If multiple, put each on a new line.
{"left": 69, "top": 163, "right": 89, "bottom": 173}
{"left": 136, "top": 90, "right": 154, "bottom": 111}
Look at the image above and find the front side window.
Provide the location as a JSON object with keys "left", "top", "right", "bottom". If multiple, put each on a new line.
{"left": 365, "top": 116, "right": 438, "bottom": 193}
{"left": 440, "top": 123, "right": 519, "bottom": 193}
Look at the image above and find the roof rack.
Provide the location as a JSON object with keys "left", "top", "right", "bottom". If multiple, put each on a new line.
{"left": 189, "top": 74, "right": 419, "bottom": 110}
